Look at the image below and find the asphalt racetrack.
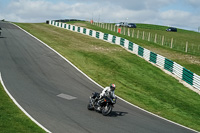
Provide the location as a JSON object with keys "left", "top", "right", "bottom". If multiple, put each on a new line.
{"left": 0, "top": 21, "right": 197, "bottom": 133}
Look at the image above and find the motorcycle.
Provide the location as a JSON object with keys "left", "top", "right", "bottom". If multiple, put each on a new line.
{"left": 87, "top": 92, "right": 117, "bottom": 116}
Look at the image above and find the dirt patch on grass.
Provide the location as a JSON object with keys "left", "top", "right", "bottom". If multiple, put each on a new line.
{"left": 73, "top": 23, "right": 87, "bottom": 27}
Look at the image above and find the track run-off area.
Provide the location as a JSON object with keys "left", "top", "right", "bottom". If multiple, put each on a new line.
{"left": 0, "top": 21, "right": 198, "bottom": 133}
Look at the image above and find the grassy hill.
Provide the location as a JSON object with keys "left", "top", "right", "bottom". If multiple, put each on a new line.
{"left": 14, "top": 22, "right": 200, "bottom": 132}
{"left": 66, "top": 21, "right": 200, "bottom": 76}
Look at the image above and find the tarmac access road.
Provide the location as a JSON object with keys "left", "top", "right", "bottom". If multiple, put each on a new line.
{"left": 0, "top": 21, "right": 197, "bottom": 133}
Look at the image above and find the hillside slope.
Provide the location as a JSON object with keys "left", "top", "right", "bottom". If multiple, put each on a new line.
{"left": 66, "top": 21, "right": 200, "bottom": 76}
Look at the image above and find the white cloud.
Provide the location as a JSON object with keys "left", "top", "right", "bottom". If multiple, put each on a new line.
{"left": 0, "top": 0, "right": 199, "bottom": 31}
{"left": 159, "top": 10, "right": 200, "bottom": 30}
{"left": 186, "top": 0, "right": 200, "bottom": 8}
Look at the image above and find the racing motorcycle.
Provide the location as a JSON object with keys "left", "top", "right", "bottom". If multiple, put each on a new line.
{"left": 87, "top": 92, "right": 117, "bottom": 116}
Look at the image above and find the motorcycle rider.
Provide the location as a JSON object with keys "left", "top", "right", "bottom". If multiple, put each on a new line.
{"left": 97, "top": 84, "right": 116, "bottom": 109}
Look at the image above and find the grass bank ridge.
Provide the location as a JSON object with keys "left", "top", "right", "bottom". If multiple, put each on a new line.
{"left": 49, "top": 20, "right": 200, "bottom": 93}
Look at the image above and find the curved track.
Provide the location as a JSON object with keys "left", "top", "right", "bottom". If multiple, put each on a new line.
{"left": 0, "top": 21, "right": 197, "bottom": 133}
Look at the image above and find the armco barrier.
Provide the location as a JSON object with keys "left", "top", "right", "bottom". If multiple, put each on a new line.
{"left": 49, "top": 20, "right": 200, "bottom": 92}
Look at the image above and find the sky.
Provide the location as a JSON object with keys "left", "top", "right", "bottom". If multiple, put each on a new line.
{"left": 0, "top": 0, "right": 200, "bottom": 31}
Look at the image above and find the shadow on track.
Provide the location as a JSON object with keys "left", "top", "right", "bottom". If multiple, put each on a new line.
{"left": 108, "top": 111, "right": 128, "bottom": 117}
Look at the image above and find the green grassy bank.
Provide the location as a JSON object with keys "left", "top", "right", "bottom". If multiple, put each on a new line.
{"left": 14, "top": 22, "right": 200, "bottom": 132}
{"left": 0, "top": 83, "right": 45, "bottom": 133}
{"left": 66, "top": 21, "right": 200, "bottom": 75}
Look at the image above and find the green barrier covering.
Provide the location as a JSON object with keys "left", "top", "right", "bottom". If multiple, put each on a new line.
{"left": 68, "top": 25, "right": 71, "bottom": 30}
{"left": 96, "top": 32, "right": 100, "bottom": 38}
{"left": 138, "top": 46, "right": 144, "bottom": 57}
{"left": 64, "top": 24, "right": 66, "bottom": 28}
{"left": 120, "top": 38, "right": 125, "bottom": 46}
{"left": 112, "top": 36, "right": 116, "bottom": 43}
{"left": 89, "top": 30, "right": 93, "bottom": 36}
{"left": 164, "top": 58, "right": 174, "bottom": 72}
{"left": 78, "top": 27, "right": 80, "bottom": 32}
{"left": 182, "top": 68, "right": 194, "bottom": 85}
{"left": 128, "top": 42, "right": 133, "bottom": 51}
{"left": 104, "top": 33, "right": 108, "bottom": 40}
{"left": 73, "top": 26, "right": 75, "bottom": 31}
{"left": 150, "top": 52, "right": 157, "bottom": 64}
{"left": 83, "top": 28, "right": 86, "bottom": 34}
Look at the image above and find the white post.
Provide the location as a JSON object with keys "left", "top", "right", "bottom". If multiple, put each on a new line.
{"left": 142, "top": 31, "right": 144, "bottom": 40}
{"left": 128, "top": 29, "right": 130, "bottom": 36}
{"left": 171, "top": 38, "right": 173, "bottom": 48}
{"left": 148, "top": 32, "right": 151, "bottom": 41}
{"left": 154, "top": 34, "right": 157, "bottom": 43}
{"left": 132, "top": 29, "right": 134, "bottom": 37}
{"left": 162, "top": 36, "right": 164, "bottom": 45}
{"left": 137, "top": 30, "right": 139, "bottom": 38}
{"left": 185, "top": 41, "right": 188, "bottom": 52}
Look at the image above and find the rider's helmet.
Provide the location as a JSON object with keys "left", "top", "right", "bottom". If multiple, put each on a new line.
{"left": 110, "top": 84, "right": 116, "bottom": 91}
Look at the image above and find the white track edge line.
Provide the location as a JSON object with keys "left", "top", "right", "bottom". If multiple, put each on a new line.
{"left": 12, "top": 22, "right": 199, "bottom": 133}
{"left": 0, "top": 72, "right": 51, "bottom": 133}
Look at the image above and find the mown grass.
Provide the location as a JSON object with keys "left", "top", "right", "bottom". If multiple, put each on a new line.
{"left": 14, "top": 23, "right": 200, "bottom": 132}
{"left": 0, "top": 83, "right": 45, "bottom": 133}
{"left": 66, "top": 21, "right": 200, "bottom": 75}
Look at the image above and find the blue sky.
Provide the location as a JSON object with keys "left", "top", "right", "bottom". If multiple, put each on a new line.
{"left": 0, "top": 0, "right": 200, "bottom": 31}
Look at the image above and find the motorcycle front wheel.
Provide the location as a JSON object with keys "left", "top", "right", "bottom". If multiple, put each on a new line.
{"left": 102, "top": 105, "right": 112, "bottom": 116}
{"left": 87, "top": 102, "right": 94, "bottom": 110}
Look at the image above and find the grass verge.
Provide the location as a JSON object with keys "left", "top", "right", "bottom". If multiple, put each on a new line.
{"left": 0, "top": 83, "right": 45, "bottom": 133}
{"left": 15, "top": 22, "right": 200, "bottom": 132}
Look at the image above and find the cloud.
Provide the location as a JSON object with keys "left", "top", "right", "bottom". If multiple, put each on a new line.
{"left": 186, "top": 0, "right": 200, "bottom": 8}
{"left": 0, "top": 0, "right": 199, "bottom": 31}
{"left": 159, "top": 10, "right": 200, "bottom": 30}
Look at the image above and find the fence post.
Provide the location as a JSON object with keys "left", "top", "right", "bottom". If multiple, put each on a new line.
{"left": 171, "top": 38, "right": 173, "bottom": 48}
{"left": 162, "top": 36, "right": 164, "bottom": 45}
{"left": 185, "top": 41, "right": 188, "bottom": 52}
{"left": 128, "top": 29, "right": 130, "bottom": 36}
{"left": 142, "top": 31, "right": 144, "bottom": 40}
{"left": 148, "top": 32, "right": 150, "bottom": 41}
{"left": 124, "top": 27, "right": 126, "bottom": 35}
{"left": 132, "top": 29, "right": 134, "bottom": 37}
{"left": 137, "top": 30, "right": 139, "bottom": 38}
{"left": 154, "top": 34, "right": 157, "bottom": 43}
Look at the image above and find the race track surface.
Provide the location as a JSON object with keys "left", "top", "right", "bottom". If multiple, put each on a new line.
{"left": 0, "top": 21, "right": 197, "bottom": 133}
